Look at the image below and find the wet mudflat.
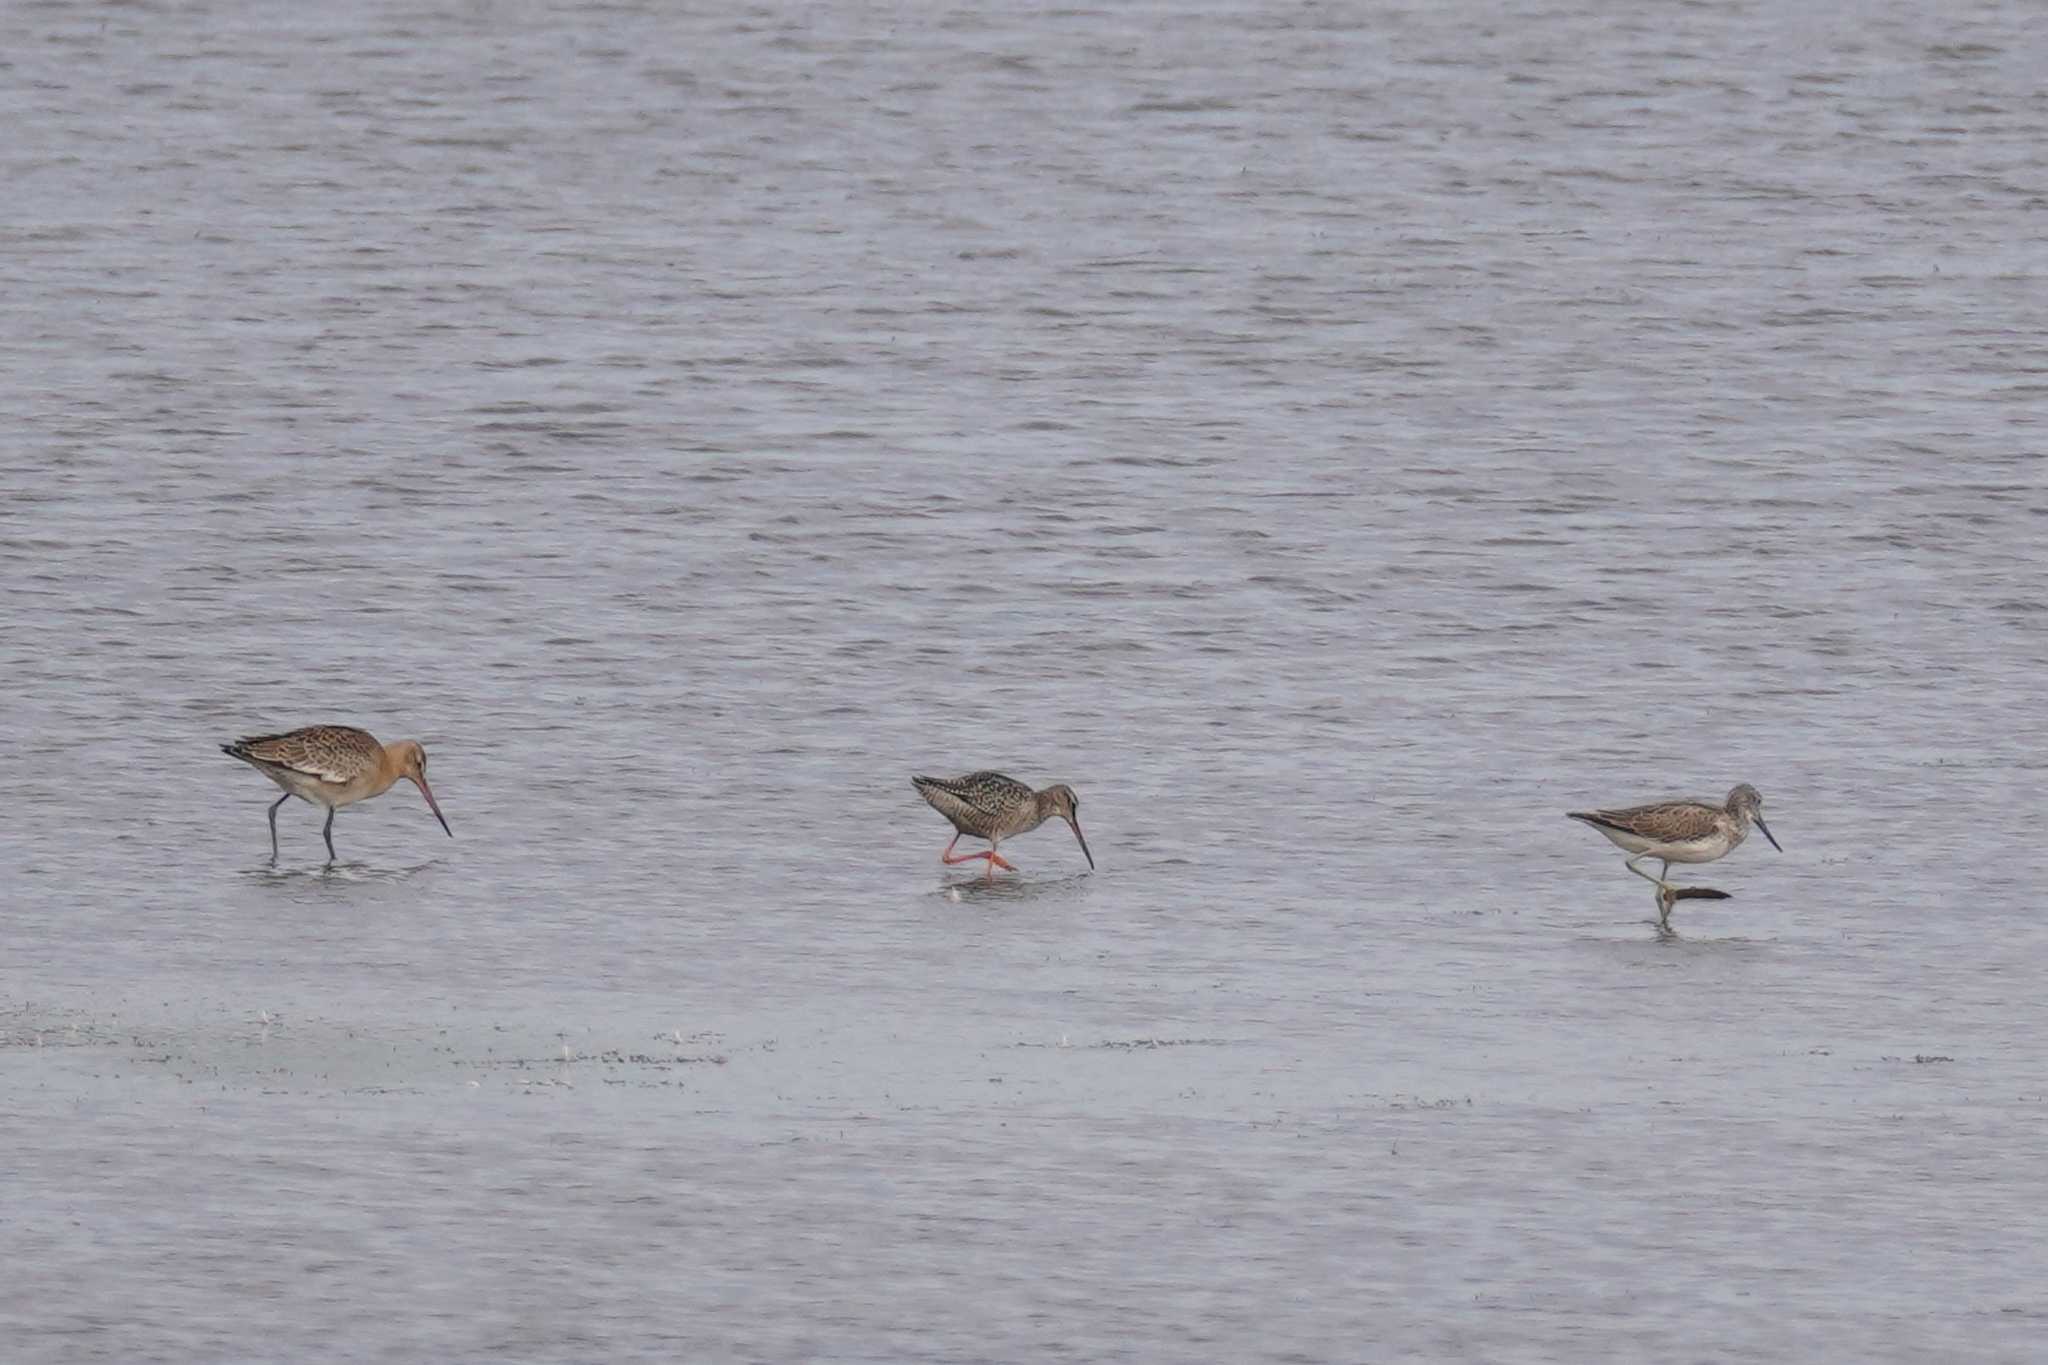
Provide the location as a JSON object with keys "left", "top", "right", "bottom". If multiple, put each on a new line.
{"left": 3, "top": 0, "right": 2045, "bottom": 1359}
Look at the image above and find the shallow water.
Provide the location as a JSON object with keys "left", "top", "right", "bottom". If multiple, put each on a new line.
{"left": 3, "top": 0, "right": 2045, "bottom": 1360}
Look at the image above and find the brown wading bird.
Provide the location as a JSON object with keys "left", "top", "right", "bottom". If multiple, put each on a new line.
{"left": 222, "top": 725, "right": 452, "bottom": 863}
{"left": 911, "top": 771, "right": 1093, "bottom": 882}
{"left": 1567, "top": 783, "right": 1781, "bottom": 924}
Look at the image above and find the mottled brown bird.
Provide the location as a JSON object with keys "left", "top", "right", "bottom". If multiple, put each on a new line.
{"left": 912, "top": 771, "right": 1093, "bottom": 882}
{"left": 1568, "top": 783, "right": 1780, "bottom": 921}
{"left": 222, "top": 725, "right": 451, "bottom": 863}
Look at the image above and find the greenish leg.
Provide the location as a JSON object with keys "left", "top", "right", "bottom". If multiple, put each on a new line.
{"left": 1624, "top": 852, "right": 1675, "bottom": 893}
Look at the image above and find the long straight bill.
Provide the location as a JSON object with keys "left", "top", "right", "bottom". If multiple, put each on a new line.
{"left": 415, "top": 775, "right": 453, "bottom": 837}
{"left": 1068, "top": 817, "right": 1094, "bottom": 869}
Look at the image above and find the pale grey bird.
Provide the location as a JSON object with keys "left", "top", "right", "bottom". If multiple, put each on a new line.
{"left": 1569, "top": 783, "right": 1780, "bottom": 922}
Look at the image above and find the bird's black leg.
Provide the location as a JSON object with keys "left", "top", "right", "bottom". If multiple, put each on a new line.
{"left": 322, "top": 807, "right": 337, "bottom": 864}
{"left": 267, "top": 795, "right": 288, "bottom": 862}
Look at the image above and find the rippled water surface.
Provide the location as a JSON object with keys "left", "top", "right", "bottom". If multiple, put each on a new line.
{"left": 4, "top": 1, "right": 2046, "bottom": 1360}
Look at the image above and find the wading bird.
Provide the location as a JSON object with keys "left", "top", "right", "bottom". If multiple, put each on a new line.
{"left": 222, "top": 725, "right": 451, "bottom": 863}
{"left": 911, "top": 771, "right": 1093, "bottom": 882}
{"left": 1568, "top": 783, "right": 1780, "bottom": 923}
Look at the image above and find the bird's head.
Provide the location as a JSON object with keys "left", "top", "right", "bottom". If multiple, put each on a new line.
{"left": 1041, "top": 784, "right": 1093, "bottom": 869}
{"left": 390, "top": 740, "right": 452, "bottom": 837}
{"left": 1727, "top": 784, "right": 1778, "bottom": 851}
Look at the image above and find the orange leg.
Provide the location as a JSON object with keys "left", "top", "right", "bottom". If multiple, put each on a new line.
{"left": 941, "top": 836, "right": 1016, "bottom": 877}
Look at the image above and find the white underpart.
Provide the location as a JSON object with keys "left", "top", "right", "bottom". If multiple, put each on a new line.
{"left": 1588, "top": 823, "right": 1737, "bottom": 864}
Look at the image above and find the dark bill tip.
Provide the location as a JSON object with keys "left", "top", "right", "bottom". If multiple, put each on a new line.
{"left": 1069, "top": 818, "right": 1094, "bottom": 870}
{"left": 415, "top": 776, "right": 453, "bottom": 838}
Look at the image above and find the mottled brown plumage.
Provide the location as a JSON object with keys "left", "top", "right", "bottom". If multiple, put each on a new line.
{"left": 225, "top": 725, "right": 385, "bottom": 784}
{"left": 912, "top": 771, "right": 1093, "bottom": 881}
{"left": 223, "top": 725, "right": 451, "bottom": 862}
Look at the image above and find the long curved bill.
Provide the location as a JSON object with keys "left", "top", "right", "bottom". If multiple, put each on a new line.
{"left": 415, "top": 775, "right": 453, "bottom": 837}
{"left": 1754, "top": 814, "right": 1781, "bottom": 851}
{"left": 1068, "top": 817, "right": 1094, "bottom": 870}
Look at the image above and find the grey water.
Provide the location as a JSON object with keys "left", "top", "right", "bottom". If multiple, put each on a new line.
{"left": 3, "top": 0, "right": 2045, "bottom": 1359}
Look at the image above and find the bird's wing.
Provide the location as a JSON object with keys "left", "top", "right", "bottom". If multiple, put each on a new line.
{"left": 911, "top": 771, "right": 1032, "bottom": 826}
{"left": 1569, "top": 800, "right": 1721, "bottom": 843}
{"left": 224, "top": 726, "right": 381, "bottom": 784}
